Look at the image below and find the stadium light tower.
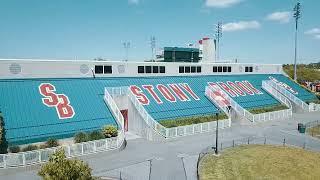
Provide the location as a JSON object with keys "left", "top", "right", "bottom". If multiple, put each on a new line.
{"left": 150, "top": 36, "right": 156, "bottom": 62}
{"left": 215, "top": 22, "right": 222, "bottom": 61}
{"left": 293, "top": 2, "right": 301, "bottom": 82}
{"left": 123, "top": 42, "right": 130, "bottom": 62}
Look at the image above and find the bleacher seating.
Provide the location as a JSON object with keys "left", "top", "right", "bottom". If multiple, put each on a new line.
{"left": 0, "top": 74, "right": 317, "bottom": 145}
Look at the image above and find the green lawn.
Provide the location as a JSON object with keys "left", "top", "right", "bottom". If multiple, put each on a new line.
{"left": 199, "top": 145, "right": 320, "bottom": 180}
{"left": 307, "top": 125, "right": 320, "bottom": 139}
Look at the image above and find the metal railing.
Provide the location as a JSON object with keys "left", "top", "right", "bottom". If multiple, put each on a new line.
{"left": 265, "top": 80, "right": 310, "bottom": 112}
{"left": 205, "top": 85, "right": 255, "bottom": 122}
{"left": 197, "top": 135, "right": 320, "bottom": 175}
{"left": 124, "top": 86, "right": 231, "bottom": 139}
{"left": 305, "top": 120, "right": 320, "bottom": 129}
{"left": 309, "top": 103, "right": 320, "bottom": 112}
{"left": 206, "top": 84, "right": 292, "bottom": 123}
{"left": 0, "top": 132, "right": 124, "bottom": 168}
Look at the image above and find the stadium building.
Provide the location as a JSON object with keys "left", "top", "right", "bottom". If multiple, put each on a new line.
{"left": 0, "top": 40, "right": 319, "bottom": 168}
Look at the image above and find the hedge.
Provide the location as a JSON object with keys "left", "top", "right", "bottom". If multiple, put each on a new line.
{"left": 159, "top": 113, "right": 228, "bottom": 128}
{"left": 248, "top": 104, "right": 289, "bottom": 114}
{"left": 0, "top": 113, "right": 8, "bottom": 154}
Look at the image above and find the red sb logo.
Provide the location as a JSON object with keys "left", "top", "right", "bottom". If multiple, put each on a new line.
{"left": 39, "top": 83, "right": 75, "bottom": 119}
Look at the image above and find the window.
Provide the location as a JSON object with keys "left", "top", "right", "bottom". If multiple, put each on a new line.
{"left": 104, "top": 66, "right": 112, "bottom": 74}
{"left": 95, "top": 65, "right": 103, "bottom": 74}
{"left": 185, "top": 66, "right": 191, "bottom": 73}
{"left": 245, "top": 66, "right": 253, "bottom": 72}
{"left": 145, "top": 66, "right": 152, "bottom": 73}
{"left": 213, "top": 66, "right": 218, "bottom": 72}
{"left": 223, "top": 66, "right": 227, "bottom": 72}
{"left": 227, "top": 66, "right": 232, "bottom": 72}
{"left": 160, "top": 66, "right": 165, "bottom": 73}
{"left": 197, "top": 66, "right": 201, "bottom": 73}
{"left": 191, "top": 66, "right": 196, "bottom": 73}
{"left": 218, "top": 66, "right": 222, "bottom": 72}
{"left": 179, "top": 66, "right": 184, "bottom": 73}
{"left": 138, "top": 66, "right": 144, "bottom": 73}
{"left": 153, "top": 66, "right": 159, "bottom": 73}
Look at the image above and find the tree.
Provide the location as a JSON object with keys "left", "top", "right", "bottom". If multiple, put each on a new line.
{"left": 38, "top": 149, "right": 94, "bottom": 180}
{"left": 102, "top": 125, "right": 118, "bottom": 138}
{"left": 0, "top": 113, "right": 8, "bottom": 154}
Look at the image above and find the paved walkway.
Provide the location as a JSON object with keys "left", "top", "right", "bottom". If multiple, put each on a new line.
{"left": 1, "top": 112, "right": 320, "bottom": 180}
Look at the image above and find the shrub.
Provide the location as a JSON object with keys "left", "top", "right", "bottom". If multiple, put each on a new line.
{"left": 74, "top": 132, "right": 89, "bottom": 143}
{"left": 38, "top": 148, "right": 94, "bottom": 180}
{"left": 248, "top": 104, "right": 288, "bottom": 114}
{"left": 0, "top": 113, "right": 8, "bottom": 154}
{"left": 22, "top": 144, "right": 38, "bottom": 152}
{"left": 159, "top": 113, "right": 228, "bottom": 128}
{"left": 88, "top": 131, "right": 105, "bottom": 141}
{"left": 45, "top": 138, "right": 59, "bottom": 148}
{"left": 9, "top": 145, "right": 20, "bottom": 153}
{"left": 102, "top": 125, "right": 118, "bottom": 138}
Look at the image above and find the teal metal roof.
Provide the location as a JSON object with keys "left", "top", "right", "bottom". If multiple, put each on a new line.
{"left": 0, "top": 74, "right": 316, "bottom": 145}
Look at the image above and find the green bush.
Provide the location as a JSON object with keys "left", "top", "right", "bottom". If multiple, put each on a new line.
{"left": 22, "top": 144, "right": 38, "bottom": 152}
{"left": 248, "top": 104, "right": 289, "bottom": 114}
{"left": 159, "top": 113, "right": 228, "bottom": 128}
{"left": 9, "top": 145, "right": 20, "bottom": 153}
{"left": 38, "top": 148, "right": 94, "bottom": 180}
{"left": 0, "top": 113, "right": 8, "bottom": 154}
{"left": 45, "top": 138, "right": 59, "bottom": 148}
{"left": 74, "top": 132, "right": 89, "bottom": 143}
{"left": 102, "top": 125, "right": 118, "bottom": 138}
{"left": 88, "top": 131, "right": 105, "bottom": 141}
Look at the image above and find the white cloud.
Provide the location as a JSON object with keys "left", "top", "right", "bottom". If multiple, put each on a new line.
{"left": 305, "top": 28, "right": 320, "bottom": 35}
{"left": 222, "top": 21, "right": 261, "bottom": 32}
{"left": 128, "top": 0, "right": 139, "bottom": 5}
{"left": 266, "top": 11, "right": 291, "bottom": 23}
{"left": 305, "top": 28, "right": 320, "bottom": 40}
{"left": 205, "top": 0, "right": 242, "bottom": 8}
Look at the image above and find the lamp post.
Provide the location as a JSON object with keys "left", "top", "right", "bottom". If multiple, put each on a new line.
{"left": 293, "top": 2, "right": 301, "bottom": 82}
{"left": 215, "top": 112, "right": 219, "bottom": 154}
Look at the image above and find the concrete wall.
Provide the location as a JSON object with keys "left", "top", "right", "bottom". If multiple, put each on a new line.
{"left": 0, "top": 59, "right": 283, "bottom": 79}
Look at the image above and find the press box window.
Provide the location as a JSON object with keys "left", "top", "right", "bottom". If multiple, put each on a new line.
{"left": 138, "top": 66, "right": 144, "bottom": 73}
{"left": 213, "top": 66, "right": 218, "bottom": 72}
{"left": 185, "top": 66, "right": 191, "bottom": 73}
{"left": 153, "top": 66, "right": 159, "bottom": 73}
{"left": 218, "top": 66, "right": 222, "bottom": 72}
{"left": 179, "top": 66, "right": 184, "bottom": 73}
{"left": 145, "top": 66, "right": 152, "bottom": 73}
{"left": 249, "top": 66, "right": 253, "bottom": 72}
{"left": 223, "top": 66, "right": 227, "bottom": 72}
{"left": 227, "top": 66, "right": 232, "bottom": 72}
{"left": 95, "top": 65, "right": 103, "bottom": 74}
{"left": 197, "top": 66, "right": 201, "bottom": 73}
{"left": 104, "top": 66, "right": 112, "bottom": 74}
{"left": 160, "top": 66, "right": 165, "bottom": 73}
{"left": 191, "top": 66, "right": 196, "bottom": 73}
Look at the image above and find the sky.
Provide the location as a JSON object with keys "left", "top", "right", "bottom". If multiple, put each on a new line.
{"left": 0, "top": 0, "right": 319, "bottom": 64}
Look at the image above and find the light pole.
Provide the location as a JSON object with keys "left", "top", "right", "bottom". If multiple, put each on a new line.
{"left": 293, "top": 2, "right": 301, "bottom": 82}
{"left": 215, "top": 112, "right": 219, "bottom": 154}
{"left": 215, "top": 22, "right": 222, "bottom": 61}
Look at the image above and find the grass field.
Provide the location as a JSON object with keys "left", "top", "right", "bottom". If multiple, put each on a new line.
{"left": 307, "top": 125, "right": 320, "bottom": 139}
{"left": 198, "top": 145, "right": 320, "bottom": 180}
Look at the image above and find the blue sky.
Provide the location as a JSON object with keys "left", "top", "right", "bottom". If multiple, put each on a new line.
{"left": 0, "top": 0, "right": 319, "bottom": 64}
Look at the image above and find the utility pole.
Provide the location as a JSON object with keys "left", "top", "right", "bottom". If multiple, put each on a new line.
{"left": 293, "top": 2, "right": 301, "bottom": 81}
{"left": 215, "top": 22, "right": 222, "bottom": 61}
{"left": 123, "top": 42, "right": 130, "bottom": 61}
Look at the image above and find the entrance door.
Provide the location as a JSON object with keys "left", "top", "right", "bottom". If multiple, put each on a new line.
{"left": 120, "top": 109, "right": 128, "bottom": 132}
